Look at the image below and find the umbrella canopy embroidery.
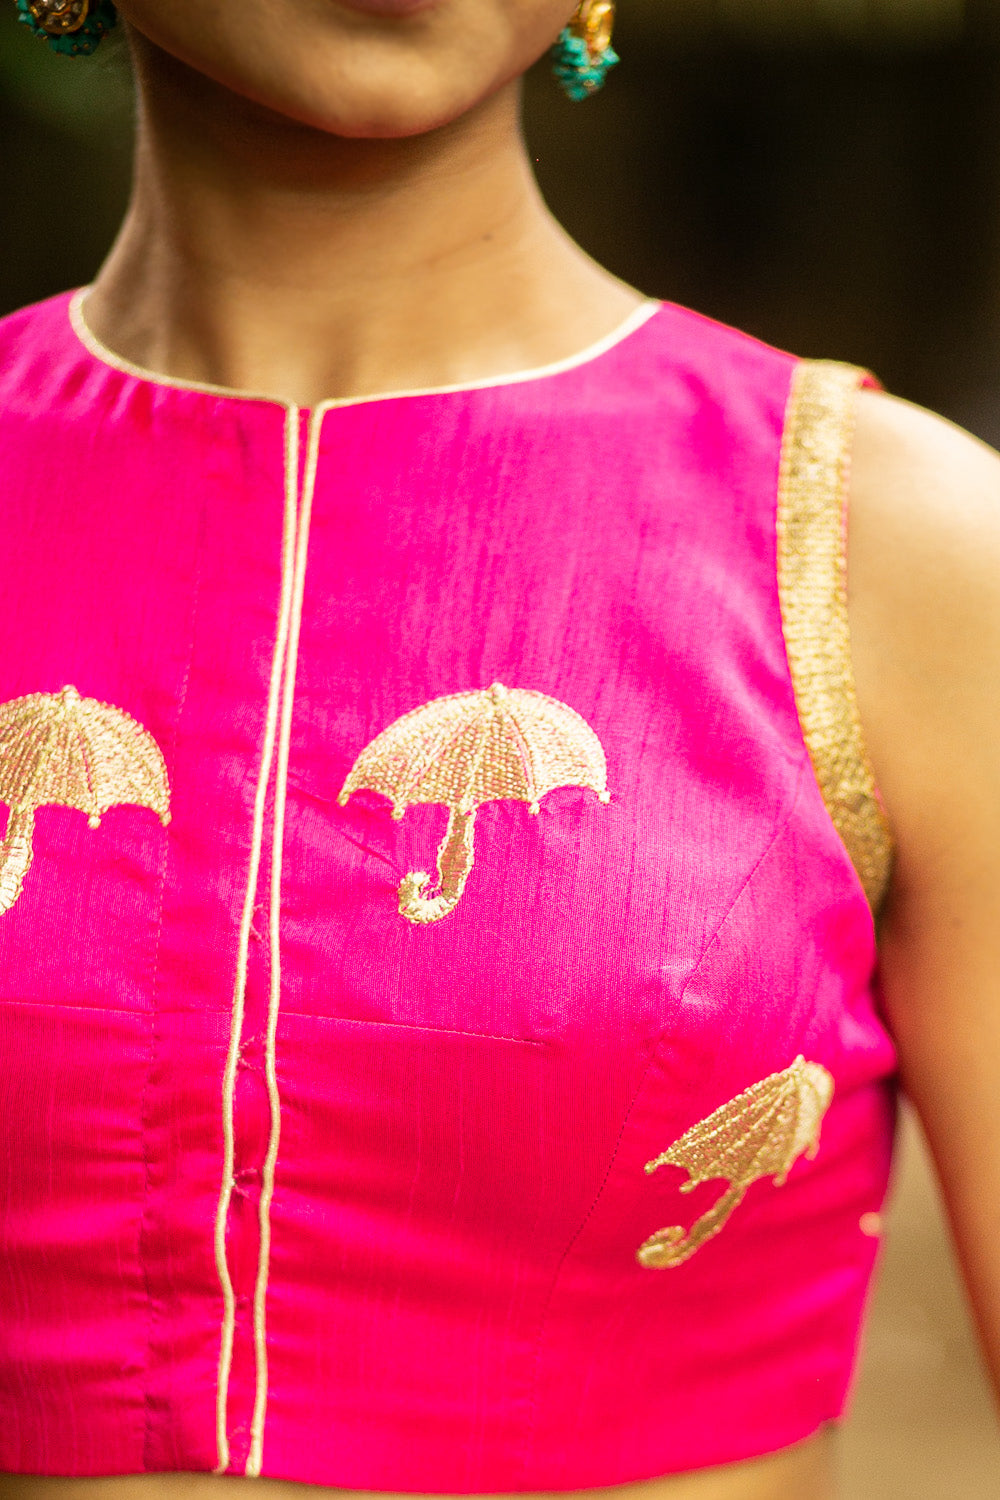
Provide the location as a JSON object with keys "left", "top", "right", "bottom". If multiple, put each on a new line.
{"left": 338, "top": 682, "right": 611, "bottom": 925}
{"left": 637, "top": 1056, "right": 834, "bottom": 1268}
{"left": 0, "top": 685, "right": 171, "bottom": 916}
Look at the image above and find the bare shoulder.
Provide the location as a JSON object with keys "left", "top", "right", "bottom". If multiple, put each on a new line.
{"left": 849, "top": 387, "right": 1000, "bottom": 620}
{"left": 851, "top": 386, "right": 1000, "bottom": 549}
{"left": 847, "top": 388, "right": 1000, "bottom": 873}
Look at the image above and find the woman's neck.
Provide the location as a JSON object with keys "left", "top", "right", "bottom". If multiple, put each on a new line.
{"left": 86, "top": 40, "right": 641, "bottom": 407}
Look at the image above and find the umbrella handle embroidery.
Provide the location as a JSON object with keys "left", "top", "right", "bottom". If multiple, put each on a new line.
{"left": 0, "top": 805, "right": 35, "bottom": 915}
{"left": 635, "top": 1058, "right": 835, "bottom": 1270}
{"left": 636, "top": 1184, "right": 746, "bottom": 1269}
{"left": 399, "top": 806, "right": 477, "bottom": 925}
{"left": 338, "top": 683, "right": 611, "bottom": 925}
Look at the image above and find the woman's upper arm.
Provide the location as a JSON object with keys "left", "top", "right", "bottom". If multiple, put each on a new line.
{"left": 847, "top": 386, "right": 1000, "bottom": 1390}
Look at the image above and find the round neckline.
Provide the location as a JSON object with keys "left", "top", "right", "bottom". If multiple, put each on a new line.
{"left": 68, "top": 288, "right": 662, "bottom": 413}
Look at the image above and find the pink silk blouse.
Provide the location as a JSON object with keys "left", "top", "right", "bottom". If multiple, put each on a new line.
{"left": 0, "top": 290, "right": 896, "bottom": 1488}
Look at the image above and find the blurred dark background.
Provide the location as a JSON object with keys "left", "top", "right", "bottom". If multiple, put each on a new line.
{"left": 2, "top": 2, "right": 1000, "bottom": 1494}
{"left": 5, "top": 0, "right": 1000, "bottom": 440}
{"left": 527, "top": 0, "right": 1000, "bottom": 444}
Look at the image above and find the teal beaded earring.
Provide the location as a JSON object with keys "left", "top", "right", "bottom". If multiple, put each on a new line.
{"left": 15, "top": 0, "right": 117, "bottom": 55}
{"left": 552, "top": 0, "right": 619, "bottom": 103}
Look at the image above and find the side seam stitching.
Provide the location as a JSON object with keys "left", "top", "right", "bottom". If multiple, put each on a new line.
{"left": 521, "top": 758, "right": 810, "bottom": 1483}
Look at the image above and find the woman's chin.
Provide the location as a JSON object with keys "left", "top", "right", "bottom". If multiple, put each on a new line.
{"left": 329, "top": 0, "right": 446, "bottom": 16}
{"left": 119, "top": 0, "right": 540, "bottom": 143}
{"left": 259, "top": 67, "right": 501, "bottom": 141}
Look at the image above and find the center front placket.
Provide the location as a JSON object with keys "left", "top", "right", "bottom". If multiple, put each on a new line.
{"left": 212, "top": 404, "right": 328, "bottom": 1478}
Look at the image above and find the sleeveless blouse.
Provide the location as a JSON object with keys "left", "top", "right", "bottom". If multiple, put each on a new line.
{"left": 0, "top": 291, "right": 896, "bottom": 1487}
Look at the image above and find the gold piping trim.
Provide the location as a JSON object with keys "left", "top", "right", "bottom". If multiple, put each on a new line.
{"left": 244, "top": 407, "right": 323, "bottom": 1477}
{"left": 69, "top": 289, "right": 661, "bottom": 409}
{"left": 777, "top": 360, "right": 894, "bottom": 913}
{"left": 69, "top": 291, "right": 294, "bottom": 410}
{"left": 212, "top": 406, "right": 301, "bottom": 1475}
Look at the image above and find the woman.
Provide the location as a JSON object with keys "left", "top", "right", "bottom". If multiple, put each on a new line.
{"left": 0, "top": 2, "right": 998, "bottom": 1498}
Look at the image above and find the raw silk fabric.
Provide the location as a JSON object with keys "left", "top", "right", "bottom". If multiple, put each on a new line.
{"left": 0, "top": 293, "right": 895, "bottom": 1486}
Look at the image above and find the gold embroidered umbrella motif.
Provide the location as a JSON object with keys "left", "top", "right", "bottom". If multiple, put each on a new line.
{"left": 338, "top": 682, "right": 610, "bottom": 925}
{"left": 0, "top": 685, "right": 171, "bottom": 915}
{"left": 637, "top": 1056, "right": 834, "bottom": 1268}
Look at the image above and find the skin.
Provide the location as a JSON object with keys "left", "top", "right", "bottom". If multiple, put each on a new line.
{"left": 849, "top": 391, "right": 1000, "bottom": 1407}
{"left": 0, "top": 1438, "right": 833, "bottom": 1500}
{"left": 10, "top": 0, "right": 1000, "bottom": 1496}
{"left": 82, "top": 0, "right": 644, "bottom": 406}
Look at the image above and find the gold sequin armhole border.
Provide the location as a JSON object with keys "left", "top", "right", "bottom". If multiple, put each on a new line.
{"left": 776, "top": 359, "right": 895, "bottom": 916}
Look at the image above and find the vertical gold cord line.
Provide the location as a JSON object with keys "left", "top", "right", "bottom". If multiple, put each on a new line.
{"left": 245, "top": 405, "right": 326, "bottom": 1478}
{"left": 213, "top": 406, "right": 301, "bottom": 1475}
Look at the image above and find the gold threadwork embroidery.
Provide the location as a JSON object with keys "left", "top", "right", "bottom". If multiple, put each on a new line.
{"left": 0, "top": 685, "right": 171, "bottom": 915}
{"left": 777, "top": 361, "right": 894, "bottom": 913}
{"left": 339, "top": 682, "right": 610, "bottom": 924}
{"left": 637, "top": 1056, "right": 834, "bottom": 1268}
